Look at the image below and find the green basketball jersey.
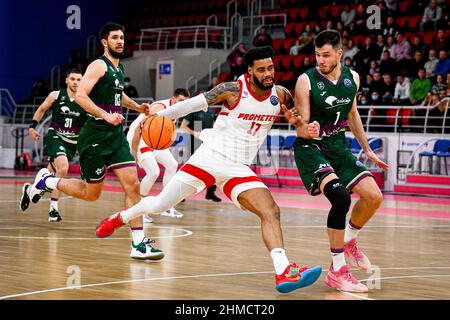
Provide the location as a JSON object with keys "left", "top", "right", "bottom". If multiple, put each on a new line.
{"left": 88, "top": 55, "right": 125, "bottom": 127}
{"left": 297, "top": 66, "right": 358, "bottom": 155}
{"left": 49, "top": 88, "right": 87, "bottom": 143}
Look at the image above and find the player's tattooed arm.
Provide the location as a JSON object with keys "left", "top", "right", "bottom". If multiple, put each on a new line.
{"left": 203, "top": 81, "right": 241, "bottom": 106}
{"left": 276, "top": 85, "right": 294, "bottom": 110}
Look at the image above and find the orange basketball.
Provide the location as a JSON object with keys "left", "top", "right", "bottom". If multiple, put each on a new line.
{"left": 141, "top": 115, "right": 176, "bottom": 150}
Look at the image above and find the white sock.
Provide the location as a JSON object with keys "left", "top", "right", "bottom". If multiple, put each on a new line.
{"left": 45, "top": 177, "right": 61, "bottom": 190}
{"left": 331, "top": 250, "right": 346, "bottom": 271}
{"left": 344, "top": 220, "right": 362, "bottom": 243}
{"left": 120, "top": 179, "right": 196, "bottom": 223}
{"left": 50, "top": 198, "right": 58, "bottom": 211}
{"left": 131, "top": 228, "right": 145, "bottom": 245}
{"left": 270, "top": 248, "right": 290, "bottom": 275}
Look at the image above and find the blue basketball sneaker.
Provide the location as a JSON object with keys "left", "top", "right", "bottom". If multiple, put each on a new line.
{"left": 275, "top": 263, "right": 322, "bottom": 293}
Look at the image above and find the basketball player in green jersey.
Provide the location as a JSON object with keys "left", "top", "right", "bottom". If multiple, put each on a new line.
{"left": 285, "top": 30, "right": 389, "bottom": 292}
{"left": 26, "top": 23, "right": 164, "bottom": 260}
{"left": 20, "top": 68, "right": 86, "bottom": 222}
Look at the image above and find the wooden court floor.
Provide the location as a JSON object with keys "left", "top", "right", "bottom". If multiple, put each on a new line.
{"left": 1, "top": 178, "right": 450, "bottom": 300}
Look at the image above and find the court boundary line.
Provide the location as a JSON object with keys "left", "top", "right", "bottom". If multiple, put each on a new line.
{"left": 1, "top": 266, "right": 450, "bottom": 300}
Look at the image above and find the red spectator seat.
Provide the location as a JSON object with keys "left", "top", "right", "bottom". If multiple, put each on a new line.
{"left": 397, "top": 16, "right": 408, "bottom": 28}
{"left": 407, "top": 16, "right": 421, "bottom": 29}
{"left": 282, "top": 38, "right": 296, "bottom": 54}
{"left": 218, "top": 71, "right": 230, "bottom": 83}
{"left": 284, "top": 23, "right": 297, "bottom": 38}
{"left": 272, "top": 39, "right": 284, "bottom": 54}
{"left": 273, "top": 55, "right": 282, "bottom": 70}
{"left": 281, "top": 55, "right": 293, "bottom": 70}
{"left": 275, "top": 71, "right": 284, "bottom": 84}
{"left": 299, "top": 8, "right": 309, "bottom": 20}
{"left": 294, "top": 22, "right": 307, "bottom": 37}
{"left": 292, "top": 54, "right": 304, "bottom": 69}
{"left": 423, "top": 31, "right": 435, "bottom": 45}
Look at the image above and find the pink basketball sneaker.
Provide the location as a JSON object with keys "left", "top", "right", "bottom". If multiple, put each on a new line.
{"left": 325, "top": 263, "right": 368, "bottom": 293}
{"left": 344, "top": 238, "right": 372, "bottom": 270}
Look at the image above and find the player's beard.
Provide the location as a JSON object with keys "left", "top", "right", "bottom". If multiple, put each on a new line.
{"left": 253, "top": 75, "right": 274, "bottom": 90}
{"left": 320, "top": 60, "right": 339, "bottom": 75}
{"left": 108, "top": 45, "right": 124, "bottom": 59}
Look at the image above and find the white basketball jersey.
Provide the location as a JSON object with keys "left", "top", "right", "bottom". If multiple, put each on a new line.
{"left": 126, "top": 98, "right": 173, "bottom": 151}
{"left": 199, "top": 74, "right": 280, "bottom": 165}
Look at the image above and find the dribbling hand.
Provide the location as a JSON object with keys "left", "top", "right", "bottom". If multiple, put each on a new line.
{"left": 307, "top": 121, "right": 320, "bottom": 138}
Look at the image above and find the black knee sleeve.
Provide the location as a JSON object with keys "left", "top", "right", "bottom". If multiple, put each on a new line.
{"left": 323, "top": 179, "right": 351, "bottom": 230}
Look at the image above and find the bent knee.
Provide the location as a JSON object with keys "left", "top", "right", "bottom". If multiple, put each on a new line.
{"left": 261, "top": 203, "right": 281, "bottom": 221}
{"left": 363, "top": 189, "right": 383, "bottom": 206}
{"left": 85, "top": 191, "right": 102, "bottom": 201}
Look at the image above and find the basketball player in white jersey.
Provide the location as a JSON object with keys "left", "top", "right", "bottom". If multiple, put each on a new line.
{"left": 96, "top": 46, "right": 322, "bottom": 294}
{"left": 127, "top": 88, "right": 189, "bottom": 222}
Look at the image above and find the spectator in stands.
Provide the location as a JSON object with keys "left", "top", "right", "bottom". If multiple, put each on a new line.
{"left": 312, "top": 23, "right": 322, "bottom": 35}
{"left": 341, "top": 5, "right": 355, "bottom": 28}
{"left": 420, "top": 0, "right": 443, "bottom": 31}
{"left": 426, "top": 89, "right": 448, "bottom": 133}
{"left": 343, "top": 38, "right": 359, "bottom": 61}
{"left": 324, "top": 20, "right": 334, "bottom": 31}
{"left": 371, "top": 71, "right": 385, "bottom": 95}
{"left": 226, "top": 42, "right": 247, "bottom": 69}
{"left": 353, "top": 4, "right": 368, "bottom": 33}
{"left": 393, "top": 74, "right": 411, "bottom": 105}
{"left": 382, "top": 35, "right": 396, "bottom": 58}
{"left": 379, "top": 50, "right": 397, "bottom": 77}
{"left": 359, "top": 74, "right": 373, "bottom": 99}
{"left": 382, "top": 16, "right": 399, "bottom": 38}
{"left": 434, "top": 50, "right": 450, "bottom": 76}
{"left": 410, "top": 68, "right": 432, "bottom": 105}
{"left": 392, "top": 32, "right": 412, "bottom": 74}
{"left": 385, "top": 0, "right": 398, "bottom": 16}
{"left": 295, "top": 55, "right": 313, "bottom": 77}
{"left": 123, "top": 77, "right": 139, "bottom": 98}
{"left": 252, "top": 26, "right": 273, "bottom": 47}
{"left": 335, "top": 21, "right": 345, "bottom": 35}
{"left": 208, "top": 76, "right": 219, "bottom": 91}
{"left": 407, "top": 51, "right": 426, "bottom": 79}
{"left": 411, "top": 35, "right": 427, "bottom": 57}
{"left": 447, "top": 72, "right": 450, "bottom": 95}
{"left": 424, "top": 49, "right": 439, "bottom": 79}
{"left": 431, "top": 74, "right": 447, "bottom": 94}
{"left": 289, "top": 24, "right": 314, "bottom": 56}
{"left": 376, "top": 0, "right": 389, "bottom": 24}
{"left": 354, "top": 37, "right": 378, "bottom": 75}
{"left": 374, "top": 35, "right": 385, "bottom": 59}
{"left": 28, "top": 78, "right": 49, "bottom": 104}
{"left": 368, "top": 60, "right": 380, "bottom": 76}
{"left": 431, "top": 29, "right": 449, "bottom": 53}
{"left": 344, "top": 57, "right": 353, "bottom": 68}
{"left": 368, "top": 90, "right": 388, "bottom": 131}
{"left": 381, "top": 73, "right": 395, "bottom": 104}
{"left": 230, "top": 56, "right": 246, "bottom": 81}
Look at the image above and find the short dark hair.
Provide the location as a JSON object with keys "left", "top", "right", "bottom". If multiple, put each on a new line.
{"left": 244, "top": 46, "right": 274, "bottom": 67}
{"left": 66, "top": 68, "right": 82, "bottom": 77}
{"left": 100, "top": 23, "right": 125, "bottom": 40}
{"left": 174, "top": 88, "right": 189, "bottom": 98}
{"left": 314, "top": 29, "right": 342, "bottom": 50}
{"left": 124, "top": 77, "right": 131, "bottom": 82}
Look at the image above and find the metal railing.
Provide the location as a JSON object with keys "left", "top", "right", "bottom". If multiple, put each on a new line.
{"left": 242, "top": 13, "right": 287, "bottom": 38}
{"left": 138, "top": 25, "right": 232, "bottom": 51}
{"left": 0, "top": 88, "right": 17, "bottom": 117}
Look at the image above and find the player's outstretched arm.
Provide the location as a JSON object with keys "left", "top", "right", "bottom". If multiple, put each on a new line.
{"left": 121, "top": 92, "right": 150, "bottom": 114}
{"left": 157, "top": 82, "right": 240, "bottom": 120}
{"left": 28, "top": 91, "right": 58, "bottom": 141}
